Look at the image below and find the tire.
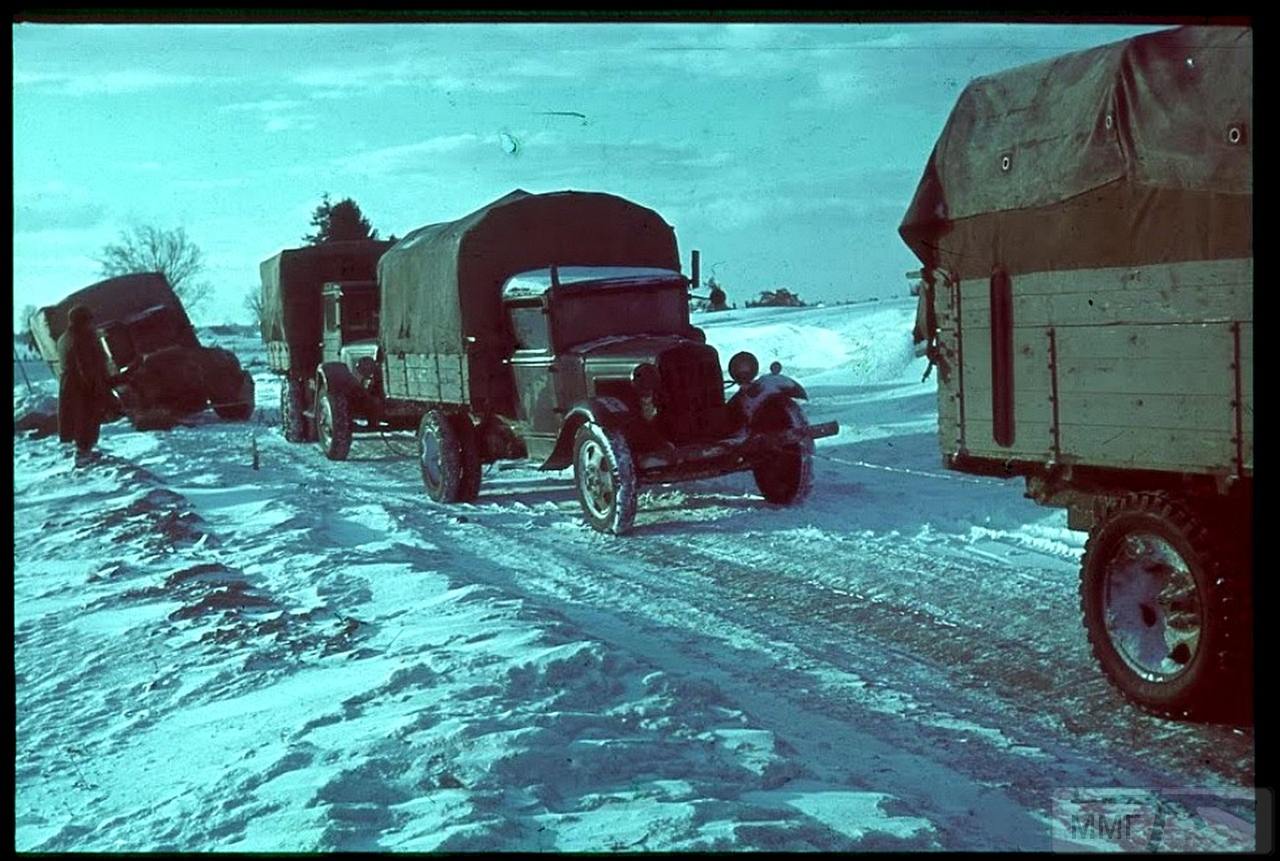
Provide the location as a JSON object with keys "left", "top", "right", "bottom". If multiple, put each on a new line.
{"left": 573, "top": 423, "right": 637, "bottom": 535}
{"left": 214, "top": 371, "right": 255, "bottom": 421}
{"left": 280, "top": 378, "right": 306, "bottom": 443}
{"left": 316, "top": 380, "right": 353, "bottom": 461}
{"left": 453, "top": 413, "right": 483, "bottom": 503}
{"left": 1080, "top": 492, "right": 1252, "bottom": 721}
{"left": 751, "top": 398, "right": 815, "bottom": 505}
{"left": 418, "top": 409, "right": 467, "bottom": 503}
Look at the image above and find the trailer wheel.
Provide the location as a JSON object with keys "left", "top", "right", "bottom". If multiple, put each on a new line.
{"left": 280, "top": 378, "right": 307, "bottom": 442}
{"left": 751, "top": 398, "right": 814, "bottom": 505}
{"left": 573, "top": 423, "right": 637, "bottom": 535}
{"left": 316, "top": 380, "right": 352, "bottom": 461}
{"left": 453, "top": 413, "right": 483, "bottom": 503}
{"left": 419, "top": 409, "right": 468, "bottom": 503}
{"left": 1080, "top": 492, "right": 1252, "bottom": 721}
{"left": 214, "top": 371, "right": 255, "bottom": 421}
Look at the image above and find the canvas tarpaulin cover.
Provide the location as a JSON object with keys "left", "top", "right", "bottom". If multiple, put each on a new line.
{"left": 377, "top": 189, "right": 679, "bottom": 405}
{"left": 899, "top": 25, "right": 1252, "bottom": 280}
{"left": 259, "top": 240, "right": 393, "bottom": 347}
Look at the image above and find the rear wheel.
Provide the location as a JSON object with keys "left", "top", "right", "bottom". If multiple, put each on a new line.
{"left": 1080, "top": 492, "right": 1252, "bottom": 721}
{"left": 316, "top": 380, "right": 352, "bottom": 461}
{"left": 419, "top": 409, "right": 468, "bottom": 503}
{"left": 751, "top": 399, "right": 814, "bottom": 505}
{"left": 214, "top": 371, "right": 255, "bottom": 421}
{"left": 280, "top": 378, "right": 306, "bottom": 442}
{"left": 573, "top": 423, "right": 637, "bottom": 535}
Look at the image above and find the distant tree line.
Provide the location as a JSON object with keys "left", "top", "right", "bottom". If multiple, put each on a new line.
{"left": 746, "top": 288, "right": 807, "bottom": 308}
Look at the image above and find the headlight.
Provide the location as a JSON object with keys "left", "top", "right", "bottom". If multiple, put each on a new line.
{"left": 728, "top": 351, "right": 759, "bottom": 385}
{"left": 631, "top": 362, "right": 660, "bottom": 392}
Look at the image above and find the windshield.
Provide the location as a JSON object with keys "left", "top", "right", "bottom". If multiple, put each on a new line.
{"left": 342, "top": 289, "right": 380, "bottom": 341}
{"left": 129, "top": 307, "right": 191, "bottom": 354}
{"left": 552, "top": 285, "right": 689, "bottom": 349}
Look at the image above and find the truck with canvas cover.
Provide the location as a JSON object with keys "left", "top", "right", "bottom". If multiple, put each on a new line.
{"left": 363, "top": 188, "right": 837, "bottom": 534}
{"left": 258, "top": 239, "right": 400, "bottom": 454}
{"left": 29, "top": 272, "right": 256, "bottom": 425}
{"left": 900, "top": 25, "right": 1252, "bottom": 719}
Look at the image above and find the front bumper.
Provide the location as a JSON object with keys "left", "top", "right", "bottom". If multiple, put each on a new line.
{"left": 635, "top": 420, "right": 838, "bottom": 482}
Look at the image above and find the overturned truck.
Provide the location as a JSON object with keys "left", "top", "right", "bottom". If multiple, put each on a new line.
{"left": 271, "top": 190, "right": 836, "bottom": 533}
{"left": 29, "top": 272, "right": 255, "bottom": 425}
{"left": 901, "top": 26, "right": 1252, "bottom": 718}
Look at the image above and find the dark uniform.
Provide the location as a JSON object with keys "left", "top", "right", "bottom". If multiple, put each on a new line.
{"left": 56, "top": 305, "right": 112, "bottom": 456}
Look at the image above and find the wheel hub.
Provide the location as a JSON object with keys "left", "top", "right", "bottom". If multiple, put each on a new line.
{"left": 578, "top": 440, "right": 615, "bottom": 518}
{"left": 421, "top": 431, "right": 442, "bottom": 487}
{"left": 1103, "top": 532, "right": 1203, "bottom": 681}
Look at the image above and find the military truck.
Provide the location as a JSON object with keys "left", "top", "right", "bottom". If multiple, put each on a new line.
{"left": 900, "top": 26, "right": 1252, "bottom": 719}
{"left": 309, "top": 189, "right": 836, "bottom": 534}
{"left": 29, "top": 272, "right": 255, "bottom": 424}
{"left": 258, "top": 239, "right": 398, "bottom": 454}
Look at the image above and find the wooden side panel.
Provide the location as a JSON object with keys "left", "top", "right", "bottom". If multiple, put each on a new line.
{"left": 384, "top": 352, "right": 469, "bottom": 404}
{"left": 946, "top": 258, "right": 1252, "bottom": 476}
{"left": 266, "top": 341, "right": 290, "bottom": 374}
{"left": 957, "top": 324, "right": 1055, "bottom": 458}
{"left": 960, "top": 258, "right": 1252, "bottom": 329}
{"left": 934, "top": 283, "right": 963, "bottom": 460}
{"left": 1239, "top": 321, "right": 1253, "bottom": 473}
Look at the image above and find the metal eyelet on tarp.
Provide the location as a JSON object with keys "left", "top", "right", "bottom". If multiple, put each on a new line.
{"left": 1000, "top": 153, "right": 1012, "bottom": 172}
{"left": 1227, "top": 124, "right": 1245, "bottom": 145}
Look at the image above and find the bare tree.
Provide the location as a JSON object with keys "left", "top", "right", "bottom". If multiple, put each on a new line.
{"left": 96, "top": 225, "right": 213, "bottom": 310}
{"left": 244, "top": 283, "right": 263, "bottom": 323}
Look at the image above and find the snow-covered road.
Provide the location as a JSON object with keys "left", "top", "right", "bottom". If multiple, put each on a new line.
{"left": 14, "top": 300, "right": 1255, "bottom": 851}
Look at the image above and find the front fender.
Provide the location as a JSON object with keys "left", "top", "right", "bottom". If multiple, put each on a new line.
{"left": 728, "top": 373, "right": 808, "bottom": 425}
{"left": 317, "top": 362, "right": 363, "bottom": 403}
{"left": 541, "top": 396, "right": 634, "bottom": 471}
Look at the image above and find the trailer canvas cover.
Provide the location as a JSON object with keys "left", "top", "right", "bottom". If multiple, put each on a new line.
{"left": 377, "top": 189, "right": 680, "bottom": 406}
{"left": 899, "top": 25, "right": 1251, "bottom": 278}
{"left": 259, "top": 240, "right": 393, "bottom": 348}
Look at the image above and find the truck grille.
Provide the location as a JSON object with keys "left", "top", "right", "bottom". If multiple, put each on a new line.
{"left": 657, "top": 345, "right": 724, "bottom": 441}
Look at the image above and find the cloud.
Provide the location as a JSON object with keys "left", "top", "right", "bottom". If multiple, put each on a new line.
{"left": 15, "top": 69, "right": 205, "bottom": 96}
{"left": 217, "top": 97, "right": 319, "bottom": 134}
{"left": 14, "top": 182, "right": 106, "bottom": 233}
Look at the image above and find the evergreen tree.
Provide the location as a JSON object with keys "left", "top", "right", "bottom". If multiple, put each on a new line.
{"left": 304, "top": 193, "right": 380, "bottom": 245}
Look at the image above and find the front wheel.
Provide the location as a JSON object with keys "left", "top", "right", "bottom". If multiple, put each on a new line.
{"left": 316, "top": 380, "right": 352, "bottom": 461}
{"left": 214, "top": 371, "right": 255, "bottom": 421}
{"left": 1080, "top": 492, "right": 1252, "bottom": 721}
{"left": 573, "top": 423, "right": 637, "bottom": 535}
{"left": 751, "top": 399, "right": 814, "bottom": 505}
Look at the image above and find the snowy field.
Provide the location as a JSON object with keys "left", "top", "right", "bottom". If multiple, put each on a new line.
{"left": 14, "top": 299, "right": 1255, "bottom": 851}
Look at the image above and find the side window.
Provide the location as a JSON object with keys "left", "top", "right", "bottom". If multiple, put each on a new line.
{"left": 510, "top": 304, "right": 549, "bottom": 351}
{"left": 989, "top": 267, "right": 1015, "bottom": 447}
{"left": 324, "top": 298, "right": 339, "bottom": 333}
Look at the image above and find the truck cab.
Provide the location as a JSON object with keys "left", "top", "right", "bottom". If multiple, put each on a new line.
{"left": 501, "top": 266, "right": 720, "bottom": 459}
{"left": 321, "top": 279, "right": 380, "bottom": 372}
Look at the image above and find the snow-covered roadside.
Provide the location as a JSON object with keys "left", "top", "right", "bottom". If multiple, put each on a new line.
{"left": 14, "top": 300, "right": 1255, "bottom": 851}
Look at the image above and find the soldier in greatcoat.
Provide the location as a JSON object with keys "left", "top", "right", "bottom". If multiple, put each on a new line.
{"left": 56, "top": 305, "right": 113, "bottom": 463}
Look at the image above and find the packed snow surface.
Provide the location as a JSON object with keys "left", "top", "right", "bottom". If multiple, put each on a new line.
{"left": 14, "top": 300, "right": 1254, "bottom": 851}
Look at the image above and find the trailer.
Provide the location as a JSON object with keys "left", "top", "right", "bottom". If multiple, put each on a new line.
{"left": 900, "top": 25, "right": 1252, "bottom": 719}
{"left": 29, "top": 272, "right": 255, "bottom": 423}
{"left": 259, "top": 239, "right": 398, "bottom": 449}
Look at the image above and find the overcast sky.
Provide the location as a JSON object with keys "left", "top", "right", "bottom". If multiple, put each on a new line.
{"left": 13, "top": 21, "right": 1171, "bottom": 327}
